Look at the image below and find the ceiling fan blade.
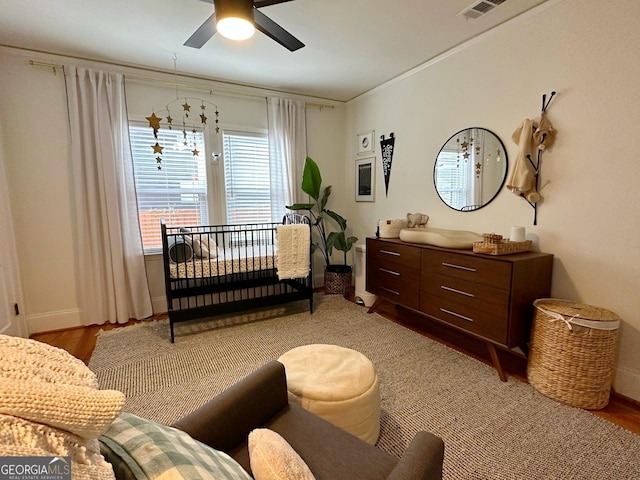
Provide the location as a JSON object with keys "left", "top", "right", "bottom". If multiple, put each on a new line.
{"left": 254, "top": 0, "right": 294, "bottom": 8}
{"left": 254, "top": 9, "right": 304, "bottom": 51}
{"left": 184, "top": 12, "right": 217, "bottom": 48}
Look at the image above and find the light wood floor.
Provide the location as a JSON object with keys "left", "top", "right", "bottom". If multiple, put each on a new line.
{"left": 30, "top": 300, "right": 640, "bottom": 436}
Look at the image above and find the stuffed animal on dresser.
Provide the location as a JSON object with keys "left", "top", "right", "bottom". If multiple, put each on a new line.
{"left": 406, "top": 213, "right": 429, "bottom": 228}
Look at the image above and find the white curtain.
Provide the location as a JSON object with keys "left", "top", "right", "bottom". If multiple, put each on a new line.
{"left": 267, "top": 97, "right": 307, "bottom": 221}
{"left": 64, "top": 65, "right": 152, "bottom": 325}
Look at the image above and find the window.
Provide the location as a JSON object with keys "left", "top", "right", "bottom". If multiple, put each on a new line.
{"left": 130, "top": 125, "right": 282, "bottom": 253}
{"left": 434, "top": 149, "right": 471, "bottom": 210}
{"left": 222, "top": 130, "right": 272, "bottom": 224}
{"left": 130, "top": 124, "right": 208, "bottom": 252}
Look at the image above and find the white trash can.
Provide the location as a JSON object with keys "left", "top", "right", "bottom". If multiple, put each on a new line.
{"left": 354, "top": 244, "right": 376, "bottom": 307}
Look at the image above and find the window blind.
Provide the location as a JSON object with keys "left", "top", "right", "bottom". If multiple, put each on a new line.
{"left": 130, "top": 124, "right": 208, "bottom": 252}
{"left": 434, "top": 150, "right": 470, "bottom": 210}
{"left": 222, "top": 130, "right": 272, "bottom": 224}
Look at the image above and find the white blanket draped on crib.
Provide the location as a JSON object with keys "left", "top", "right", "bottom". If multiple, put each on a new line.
{"left": 276, "top": 224, "right": 310, "bottom": 280}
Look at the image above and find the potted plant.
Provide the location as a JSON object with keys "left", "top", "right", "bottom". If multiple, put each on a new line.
{"left": 286, "top": 156, "right": 358, "bottom": 295}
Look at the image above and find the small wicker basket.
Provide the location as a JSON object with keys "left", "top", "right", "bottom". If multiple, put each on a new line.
{"left": 473, "top": 233, "right": 532, "bottom": 255}
{"left": 527, "top": 298, "right": 620, "bottom": 409}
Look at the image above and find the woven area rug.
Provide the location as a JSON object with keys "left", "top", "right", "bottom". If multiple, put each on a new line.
{"left": 89, "top": 295, "right": 640, "bottom": 480}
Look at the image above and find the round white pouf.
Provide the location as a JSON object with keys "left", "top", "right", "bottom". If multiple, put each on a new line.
{"left": 278, "top": 344, "right": 380, "bottom": 445}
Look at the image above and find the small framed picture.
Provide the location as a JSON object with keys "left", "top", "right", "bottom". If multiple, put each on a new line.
{"left": 357, "top": 130, "right": 375, "bottom": 155}
{"left": 355, "top": 157, "right": 375, "bottom": 202}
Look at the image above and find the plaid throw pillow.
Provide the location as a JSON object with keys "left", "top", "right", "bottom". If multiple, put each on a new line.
{"left": 99, "top": 412, "right": 251, "bottom": 480}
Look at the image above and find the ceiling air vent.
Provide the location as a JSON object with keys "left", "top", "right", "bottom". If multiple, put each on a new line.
{"left": 458, "top": 0, "right": 508, "bottom": 20}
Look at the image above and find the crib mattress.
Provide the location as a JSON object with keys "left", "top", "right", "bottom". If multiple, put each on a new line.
{"left": 169, "top": 247, "right": 277, "bottom": 279}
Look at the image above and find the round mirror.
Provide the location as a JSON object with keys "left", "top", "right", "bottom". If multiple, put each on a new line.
{"left": 434, "top": 127, "right": 508, "bottom": 211}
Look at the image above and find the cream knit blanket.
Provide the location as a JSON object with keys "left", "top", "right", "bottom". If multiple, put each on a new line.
{"left": 0, "top": 334, "right": 125, "bottom": 480}
{"left": 276, "top": 224, "right": 310, "bottom": 280}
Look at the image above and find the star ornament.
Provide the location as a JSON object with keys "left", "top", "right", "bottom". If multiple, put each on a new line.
{"left": 146, "top": 112, "right": 162, "bottom": 137}
{"left": 152, "top": 142, "right": 164, "bottom": 154}
{"left": 200, "top": 113, "right": 208, "bottom": 124}
{"left": 146, "top": 112, "right": 162, "bottom": 129}
{"left": 192, "top": 148, "right": 200, "bottom": 157}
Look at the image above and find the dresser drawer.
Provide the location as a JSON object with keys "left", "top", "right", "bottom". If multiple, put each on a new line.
{"left": 422, "top": 250, "right": 511, "bottom": 290}
{"left": 367, "top": 239, "right": 421, "bottom": 269}
{"left": 368, "top": 258, "right": 420, "bottom": 285}
{"left": 421, "top": 273, "right": 510, "bottom": 314}
{"left": 420, "top": 293, "right": 508, "bottom": 344}
{"left": 367, "top": 270, "right": 419, "bottom": 310}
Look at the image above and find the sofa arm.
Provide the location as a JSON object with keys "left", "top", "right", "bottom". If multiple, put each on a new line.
{"left": 172, "top": 360, "right": 289, "bottom": 453}
{"left": 386, "top": 431, "right": 445, "bottom": 480}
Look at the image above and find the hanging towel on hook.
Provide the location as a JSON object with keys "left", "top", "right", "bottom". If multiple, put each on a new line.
{"left": 506, "top": 118, "right": 536, "bottom": 195}
{"left": 533, "top": 114, "right": 556, "bottom": 150}
{"left": 506, "top": 114, "right": 556, "bottom": 196}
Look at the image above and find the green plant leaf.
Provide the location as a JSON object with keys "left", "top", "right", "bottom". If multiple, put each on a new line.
{"left": 345, "top": 236, "right": 358, "bottom": 250}
{"left": 286, "top": 203, "right": 314, "bottom": 211}
{"left": 319, "top": 186, "right": 331, "bottom": 211}
{"left": 326, "top": 231, "right": 340, "bottom": 255}
{"left": 301, "top": 156, "right": 322, "bottom": 201}
{"left": 324, "top": 209, "right": 346, "bottom": 231}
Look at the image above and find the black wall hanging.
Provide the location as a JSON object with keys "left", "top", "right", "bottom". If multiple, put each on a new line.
{"left": 380, "top": 133, "right": 395, "bottom": 197}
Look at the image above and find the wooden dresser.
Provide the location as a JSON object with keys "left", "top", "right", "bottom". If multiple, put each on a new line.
{"left": 366, "top": 237, "right": 553, "bottom": 380}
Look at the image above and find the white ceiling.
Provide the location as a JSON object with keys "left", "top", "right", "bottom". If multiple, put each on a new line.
{"left": 0, "top": 0, "right": 549, "bottom": 102}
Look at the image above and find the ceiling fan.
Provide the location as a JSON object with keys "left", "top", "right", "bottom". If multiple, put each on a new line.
{"left": 184, "top": 0, "right": 305, "bottom": 52}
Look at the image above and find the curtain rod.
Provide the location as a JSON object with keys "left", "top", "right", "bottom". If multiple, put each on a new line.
{"left": 28, "top": 59, "right": 335, "bottom": 110}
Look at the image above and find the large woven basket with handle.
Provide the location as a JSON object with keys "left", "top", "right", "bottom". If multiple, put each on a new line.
{"left": 527, "top": 298, "right": 620, "bottom": 409}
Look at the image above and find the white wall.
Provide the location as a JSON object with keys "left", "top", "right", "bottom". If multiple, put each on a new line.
{"left": 0, "top": 47, "right": 345, "bottom": 333}
{"left": 344, "top": 0, "right": 640, "bottom": 401}
{"left": 0, "top": 53, "right": 77, "bottom": 333}
{"left": 0, "top": 121, "right": 27, "bottom": 337}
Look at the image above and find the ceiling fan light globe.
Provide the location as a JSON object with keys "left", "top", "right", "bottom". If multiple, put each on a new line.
{"left": 217, "top": 17, "right": 255, "bottom": 41}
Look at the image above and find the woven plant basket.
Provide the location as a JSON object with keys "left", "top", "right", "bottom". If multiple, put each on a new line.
{"left": 527, "top": 298, "right": 620, "bottom": 410}
{"left": 324, "top": 269, "right": 352, "bottom": 296}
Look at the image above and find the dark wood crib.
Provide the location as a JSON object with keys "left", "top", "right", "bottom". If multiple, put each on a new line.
{"left": 161, "top": 214, "right": 313, "bottom": 342}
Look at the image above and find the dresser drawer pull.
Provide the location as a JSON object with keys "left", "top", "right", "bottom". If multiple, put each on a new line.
{"left": 379, "top": 268, "right": 400, "bottom": 276}
{"left": 441, "top": 285, "right": 474, "bottom": 297}
{"left": 379, "top": 249, "right": 401, "bottom": 257}
{"left": 440, "top": 308, "right": 474, "bottom": 322}
{"left": 442, "top": 262, "right": 476, "bottom": 272}
{"left": 381, "top": 287, "right": 400, "bottom": 296}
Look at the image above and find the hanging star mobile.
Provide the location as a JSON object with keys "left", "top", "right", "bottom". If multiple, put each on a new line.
{"left": 147, "top": 97, "right": 220, "bottom": 170}
{"left": 146, "top": 55, "right": 221, "bottom": 170}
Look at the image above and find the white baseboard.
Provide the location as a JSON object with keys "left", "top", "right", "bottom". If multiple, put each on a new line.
{"left": 26, "top": 300, "right": 169, "bottom": 334}
{"left": 151, "top": 295, "right": 167, "bottom": 315}
{"left": 27, "top": 308, "right": 82, "bottom": 334}
{"left": 613, "top": 366, "right": 640, "bottom": 403}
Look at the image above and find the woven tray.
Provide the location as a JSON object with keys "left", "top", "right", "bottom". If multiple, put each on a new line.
{"left": 473, "top": 236, "right": 532, "bottom": 255}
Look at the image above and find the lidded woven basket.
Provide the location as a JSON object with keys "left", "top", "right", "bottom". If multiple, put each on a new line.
{"left": 527, "top": 298, "right": 620, "bottom": 409}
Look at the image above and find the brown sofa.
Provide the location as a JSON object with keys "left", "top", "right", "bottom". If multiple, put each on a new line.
{"left": 102, "top": 360, "right": 444, "bottom": 480}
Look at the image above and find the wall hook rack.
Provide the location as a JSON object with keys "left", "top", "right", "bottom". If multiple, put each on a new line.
{"left": 521, "top": 91, "right": 556, "bottom": 225}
